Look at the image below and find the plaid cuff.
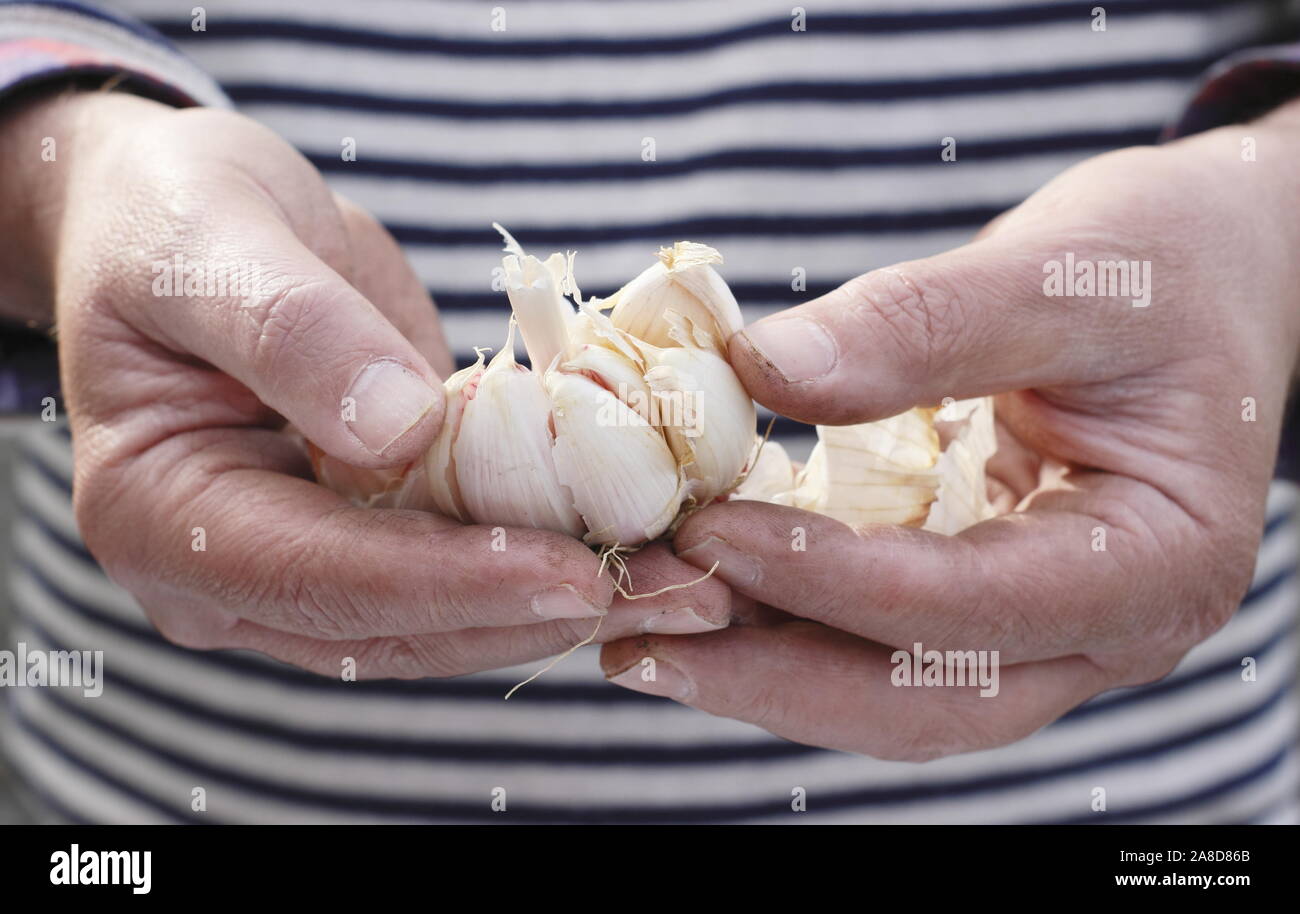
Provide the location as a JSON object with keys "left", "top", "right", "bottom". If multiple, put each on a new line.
{"left": 1164, "top": 43, "right": 1300, "bottom": 482}
{"left": 1164, "top": 43, "right": 1300, "bottom": 140}
{"left": 0, "top": 1, "right": 228, "bottom": 412}
{"left": 0, "top": 0, "right": 227, "bottom": 109}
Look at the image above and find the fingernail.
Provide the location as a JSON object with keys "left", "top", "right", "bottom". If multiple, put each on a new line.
{"left": 639, "top": 606, "right": 727, "bottom": 635}
{"left": 531, "top": 585, "right": 608, "bottom": 621}
{"left": 677, "top": 536, "right": 762, "bottom": 587}
{"left": 741, "top": 317, "right": 838, "bottom": 383}
{"left": 607, "top": 657, "right": 696, "bottom": 701}
{"left": 346, "top": 359, "right": 438, "bottom": 455}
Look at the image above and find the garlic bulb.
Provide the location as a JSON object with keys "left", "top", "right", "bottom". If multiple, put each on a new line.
{"left": 311, "top": 226, "right": 996, "bottom": 545}
{"left": 344, "top": 227, "right": 758, "bottom": 547}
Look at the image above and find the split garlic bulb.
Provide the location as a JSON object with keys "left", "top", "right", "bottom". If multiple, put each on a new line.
{"left": 315, "top": 228, "right": 757, "bottom": 547}
{"left": 310, "top": 228, "right": 997, "bottom": 544}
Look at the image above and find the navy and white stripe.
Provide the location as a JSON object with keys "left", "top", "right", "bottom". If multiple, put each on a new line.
{"left": 2, "top": 0, "right": 1298, "bottom": 822}
{"left": 6, "top": 424, "right": 1298, "bottom": 822}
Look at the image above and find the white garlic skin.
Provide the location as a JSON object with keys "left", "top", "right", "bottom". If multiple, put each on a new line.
{"left": 451, "top": 346, "right": 585, "bottom": 538}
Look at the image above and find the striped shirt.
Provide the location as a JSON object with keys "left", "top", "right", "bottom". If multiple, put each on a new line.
{"left": 1, "top": 0, "right": 1298, "bottom": 823}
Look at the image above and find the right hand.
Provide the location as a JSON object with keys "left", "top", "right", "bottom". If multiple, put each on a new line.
{"left": 0, "top": 89, "right": 730, "bottom": 677}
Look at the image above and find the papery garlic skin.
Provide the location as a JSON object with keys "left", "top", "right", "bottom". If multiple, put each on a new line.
{"left": 308, "top": 442, "right": 433, "bottom": 510}
{"left": 791, "top": 411, "right": 940, "bottom": 526}
{"left": 733, "top": 440, "right": 797, "bottom": 505}
{"left": 608, "top": 243, "right": 743, "bottom": 353}
{"left": 545, "top": 369, "right": 687, "bottom": 546}
{"left": 745, "top": 398, "right": 997, "bottom": 533}
{"left": 924, "top": 397, "right": 998, "bottom": 534}
{"left": 644, "top": 343, "right": 756, "bottom": 503}
{"left": 423, "top": 355, "right": 485, "bottom": 524}
{"left": 451, "top": 338, "right": 586, "bottom": 538}
{"left": 496, "top": 222, "right": 576, "bottom": 372}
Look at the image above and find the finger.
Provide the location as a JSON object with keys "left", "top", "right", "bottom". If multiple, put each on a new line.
{"left": 127, "top": 196, "right": 445, "bottom": 469}
{"left": 601, "top": 542, "right": 733, "bottom": 635}
{"left": 332, "top": 193, "right": 455, "bottom": 379}
{"left": 673, "top": 480, "right": 1232, "bottom": 665}
{"left": 155, "top": 543, "right": 734, "bottom": 675}
{"left": 87, "top": 425, "right": 615, "bottom": 639}
{"left": 600, "top": 623, "right": 1110, "bottom": 760}
{"left": 727, "top": 236, "right": 1151, "bottom": 425}
{"left": 984, "top": 407, "right": 1043, "bottom": 502}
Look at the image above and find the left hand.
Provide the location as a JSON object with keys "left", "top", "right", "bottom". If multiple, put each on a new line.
{"left": 600, "top": 110, "right": 1300, "bottom": 759}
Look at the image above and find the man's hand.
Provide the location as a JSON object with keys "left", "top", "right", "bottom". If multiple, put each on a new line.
{"left": 602, "top": 114, "right": 1300, "bottom": 758}
{"left": 2, "top": 90, "right": 729, "bottom": 677}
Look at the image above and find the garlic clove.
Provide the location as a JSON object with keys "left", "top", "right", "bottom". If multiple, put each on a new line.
{"left": 608, "top": 242, "right": 743, "bottom": 353}
{"left": 644, "top": 343, "right": 756, "bottom": 503}
{"left": 424, "top": 352, "right": 486, "bottom": 524}
{"left": 563, "top": 342, "right": 654, "bottom": 422}
{"left": 570, "top": 301, "right": 646, "bottom": 368}
{"left": 496, "top": 223, "right": 576, "bottom": 372}
{"left": 544, "top": 368, "right": 687, "bottom": 546}
{"left": 452, "top": 332, "right": 586, "bottom": 538}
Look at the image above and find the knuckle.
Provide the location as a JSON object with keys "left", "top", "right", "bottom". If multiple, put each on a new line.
{"left": 842, "top": 264, "right": 968, "bottom": 387}
{"left": 1183, "top": 521, "right": 1257, "bottom": 642}
{"left": 274, "top": 569, "right": 355, "bottom": 639}
{"left": 142, "top": 607, "right": 198, "bottom": 649}
{"left": 1112, "top": 650, "right": 1183, "bottom": 688}
{"left": 250, "top": 522, "right": 371, "bottom": 639}
{"left": 421, "top": 564, "right": 485, "bottom": 632}
{"left": 246, "top": 277, "right": 338, "bottom": 389}
{"left": 886, "top": 695, "right": 1025, "bottom": 762}
{"left": 140, "top": 599, "right": 239, "bottom": 651}
{"left": 362, "top": 636, "right": 458, "bottom": 679}
{"left": 729, "top": 681, "right": 791, "bottom": 732}
{"left": 71, "top": 458, "right": 146, "bottom": 593}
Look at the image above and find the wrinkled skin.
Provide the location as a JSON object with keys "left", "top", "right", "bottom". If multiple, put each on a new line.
{"left": 6, "top": 88, "right": 1298, "bottom": 761}
{"left": 0, "top": 90, "right": 732, "bottom": 678}
{"left": 602, "top": 106, "right": 1300, "bottom": 760}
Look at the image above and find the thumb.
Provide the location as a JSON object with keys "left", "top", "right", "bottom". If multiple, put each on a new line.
{"left": 135, "top": 216, "right": 445, "bottom": 470}
{"left": 729, "top": 237, "right": 1105, "bottom": 425}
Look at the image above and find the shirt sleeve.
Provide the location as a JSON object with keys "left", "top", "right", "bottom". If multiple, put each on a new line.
{"left": 1163, "top": 43, "right": 1300, "bottom": 140}
{"left": 0, "top": 0, "right": 228, "bottom": 413}
{"left": 0, "top": 0, "right": 227, "bottom": 109}
{"left": 1162, "top": 43, "right": 1300, "bottom": 483}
